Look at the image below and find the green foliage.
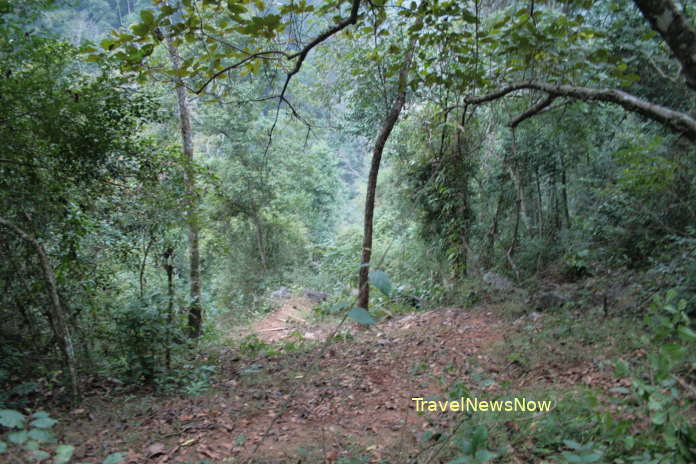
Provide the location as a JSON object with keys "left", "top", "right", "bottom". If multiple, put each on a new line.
{"left": 368, "top": 270, "right": 392, "bottom": 298}
{"left": 107, "top": 292, "right": 185, "bottom": 383}
{"left": 102, "top": 451, "right": 127, "bottom": 464}
{"left": 448, "top": 425, "right": 499, "bottom": 464}
{"left": 619, "top": 291, "right": 696, "bottom": 462}
{"left": 0, "top": 410, "right": 74, "bottom": 462}
{"left": 348, "top": 307, "right": 376, "bottom": 325}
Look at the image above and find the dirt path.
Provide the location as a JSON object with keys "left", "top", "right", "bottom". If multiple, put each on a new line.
{"left": 63, "top": 305, "right": 507, "bottom": 464}
{"left": 251, "top": 297, "right": 318, "bottom": 342}
{"left": 179, "top": 307, "right": 502, "bottom": 462}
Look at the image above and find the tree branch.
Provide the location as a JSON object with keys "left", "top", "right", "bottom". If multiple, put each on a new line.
{"left": 510, "top": 94, "right": 556, "bottom": 128}
{"left": 633, "top": 0, "right": 696, "bottom": 91}
{"left": 461, "top": 81, "right": 696, "bottom": 140}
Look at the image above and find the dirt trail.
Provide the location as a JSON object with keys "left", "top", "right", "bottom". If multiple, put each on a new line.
{"left": 184, "top": 306, "right": 502, "bottom": 462}
{"left": 251, "top": 296, "right": 318, "bottom": 342}
{"left": 64, "top": 304, "right": 507, "bottom": 464}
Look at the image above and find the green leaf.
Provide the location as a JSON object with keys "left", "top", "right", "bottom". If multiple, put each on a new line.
{"left": 31, "top": 412, "right": 49, "bottom": 419}
{"left": 0, "top": 409, "right": 25, "bottom": 428}
{"left": 24, "top": 440, "right": 40, "bottom": 451}
{"left": 369, "top": 270, "right": 392, "bottom": 297}
{"left": 651, "top": 410, "right": 667, "bottom": 425}
{"left": 329, "top": 302, "right": 349, "bottom": 312}
{"left": 30, "top": 417, "right": 57, "bottom": 429}
{"left": 30, "top": 450, "right": 50, "bottom": 461}
{"left": 678, "top": 325, "right": 696, "bottom": 341}
{"left": 228, "top": 1, "right": 247, "bottom": 15}
{"left": 563, "top": 440, "right": 582, "bottom": 450}
{"left": 28, "top": 428, "right": 52, "bottom": 442}
{"left": 54, "top": 444, "right": 75, "bottom": 464}
{"left": 8, "top": 431, "right": 28, "bottom": 445}
{"left": 0, "top": 441, "right": 5, "bottom": 453}
{"left": 348, "top": 307, "right": 375, "bottom": 325}
{"left": 140, "top": 9, "right": 155, "bottom": 25}
{"left": 132, "top": 23, "right": 149, "bottom": 36}
{"left": 609, "top": 387, "right": 629, "bottom": 394}
{"left": 102, "top": 452, "right": 127, "bottom": 464}
{"left": 474, "top": 449, "right": 498, "bottom": 461}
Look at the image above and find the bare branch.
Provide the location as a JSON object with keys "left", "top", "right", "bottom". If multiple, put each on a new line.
{"left": 460, "top": 81, "right": 696, "bottom": 140}
{"left": 510, "top": 94, "right": 556, "bottom": 128}
{"left": 193, "top": 50, "right": 289, "bottom": 95}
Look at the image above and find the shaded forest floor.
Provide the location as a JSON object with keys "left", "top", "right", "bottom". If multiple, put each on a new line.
{"left": 44, "top": 285, "right": 645, "bottom": 464}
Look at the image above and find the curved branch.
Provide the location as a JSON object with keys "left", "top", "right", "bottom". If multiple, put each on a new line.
{"left": 510, "top": 94, "right": 556, "bottom": 128}
{"left": 462, "top": 81, "right": 696, "bottom": 139}
{"left": 260, "top": 0, "right": 362, "bottom": 166}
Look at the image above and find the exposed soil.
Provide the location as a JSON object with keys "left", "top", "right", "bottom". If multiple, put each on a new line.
{"left": 251, "top": 297, "right": 318, "bottom": 343}
{"left": 40, "top": 298, "right": 624, "bottom": 464}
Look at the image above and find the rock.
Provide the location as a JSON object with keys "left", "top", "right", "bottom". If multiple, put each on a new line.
{"left": 533, "top": 290, "right": 568, "bottom": 311}
{"left": 483, "top": 272, "right": 513, "bottom": 290}
{"left": 270, "top": 287, "right": 291, "bottom": 299}
{"left": 304, "top": 289, "right": 329, "bottom": 302}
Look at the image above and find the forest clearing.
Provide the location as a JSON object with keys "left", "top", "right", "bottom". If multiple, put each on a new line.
{"left": 1, "top": 0, "right": 696, "bottom": 463}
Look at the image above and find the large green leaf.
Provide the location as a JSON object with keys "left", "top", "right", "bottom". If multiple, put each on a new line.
{"left": 0, "top": 410, "right": 25, "bottom": 428}
{"left": 140, "top": 9, "right": 154, "bottom": 25}
{"left": 0, "top": 441, "right": 6, "bottom": 453}
{"left": 29, "top": 450, "right": 50, "bottom": 461}
{"left": 27, "top": 428, "right": 52, "bottom": 442}
{"left": 7, "top": 431, "right": 28, "bottom": 445}
{"left": 54, "top": 444, "right": 75, "bottom": 464}
{"left": 678, "top": 325, "right": 696, "bottom": 341}
{"left": 29, "top": 417, "right": 56, "bottom": 429}
{"left": 369, "top": 270, "right": 392, "bottom": 297}
{"left": 102, "top": 452, "right": 127, "bottom": 464}
{"left": 348, "top": 307, "right": 375, "bottom": 325}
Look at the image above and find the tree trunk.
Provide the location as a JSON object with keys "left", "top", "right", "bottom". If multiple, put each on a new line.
{"left": 357, "top": 37, "right": 418, "bottom": 311}
{"left": 252, "top": 213, "right": 268, "bottom": 273}
{"left": 139, "top": 230, "right": 154, "bottom": 298}
{"left": 535, "top": 166, "right": 544, "bottom": 238}
{"left": 0, "top": 217, "right": 80, "bottom": 402}
{"left": 632, "top": 0, "right": 696, "bottom": 91}
{"left": 483, "top": 190, "right": 503, "bottom": 268}
{"left": 163, "top": 247, "right": 174, "bottom": 370}
{"left": 559, "top": 151, "right": 570, "bottom": 229}
{"left": 166, "top": 39, "right": 203, "bottom": 339}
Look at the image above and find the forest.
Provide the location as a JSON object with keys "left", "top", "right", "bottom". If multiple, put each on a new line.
{"left": 1, "top": 0, "right": 695, "bottom": 462}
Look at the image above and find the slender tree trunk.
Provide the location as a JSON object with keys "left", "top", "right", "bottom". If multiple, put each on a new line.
{"left": 139, "top": 230, "right": 154, "bottom": 298}
{"left": 358, "top": 36, "right": 418, "bottom": 311}
{"left": 163, "top": 247, "right": 174, "bottom": 370}
{"left": 483, "top": 191, "right": 503, "bottom": 268}
{"left": 453, "top": 108, "right": 471, "bottom": 278}
{"left": 535, "top": 166, "right": 544, "bottom": 238}
{"left": 252, "top": 213, "right": 268, "bottom": 273}
{"left": 508, "top": 131, "right": 522, "bottom": 258}
{"left": 559, "top": 151, "right": 570, "bottom": 229}
{"left": 0, "top": 217, "right": 79, "bottom": 402}
{"left": 551, "top": 170, "right": 559, "bottom": 234}
{"left": 166, "top": 39, "right": 203, "bottom": 339}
